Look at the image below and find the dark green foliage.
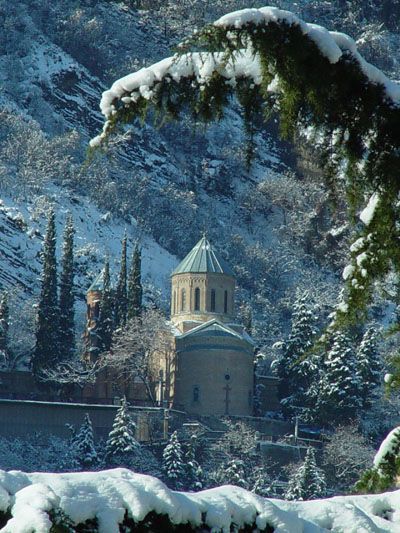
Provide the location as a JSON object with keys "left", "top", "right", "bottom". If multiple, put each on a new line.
{"left": 114, "top": 234, "right": 128, "bottom": 328}
{"left": 97, "top": 258, "right": 114, "bottom": 354}
{"left": 0, "top": 292, "right": 10, "bottom": 357}
{"left": 58, "top": 214, "right": 75, "bottom": 361}
{"left": 93, "top": 11, "right": 400, "bottom": 338}
{"left": 105, "top": 397, "right": 139, "bottom": 465}
{"left": 162, "top": 431, "right": 185, "bottom": 490}
{"left": 127, "top": 243, "right": 143, "bottom": 320}
{"left": 33, "top": 208, "right": 59, "bottom": 375}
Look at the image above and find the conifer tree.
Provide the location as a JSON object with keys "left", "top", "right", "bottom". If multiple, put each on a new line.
{"left": 73, "top": 414, "right": 98, "bottom": 470}
{"left": 285, "top": 448, "right": 326, "bottom": 501}
{"left": 97, "top": 258, "right": 114, "bottom": 354}
{"left": 114, "top": 235, "right": 128, "bottom": 328}
{"left": 33, "top": 208, "right": 59, "bottom": 375}
{"left": 106, "top": 397, "right": 139, "bottom": 466}
{"left": 276, "top": 293, "right": 318, "bottom": 415}
{"left": 0, "top": 292, "right": 9, "bottom": 360}
{"left": 162, "top": 431, "right": 185, "bottom": 490}
{"left": 356, "top": 327, "right": 381, "bottom": 408}
{"left": 58, "top": 214, "right": 75, "bottom": 361}
{"left": 184, "top": 435, "right": 203, "bottom": 491}
{"left": 220, "top": 459, "right": 248, "bottom": 489}
{"left": 317, "top": 330, "right": 362, "bottom": 423}
{"left": 127, "top": 243, "right": 142, "bottom": 320}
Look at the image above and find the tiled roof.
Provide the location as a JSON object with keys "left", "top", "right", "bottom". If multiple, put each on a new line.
{"left": 172, "top": 236, "right": 234, "bottom": 276}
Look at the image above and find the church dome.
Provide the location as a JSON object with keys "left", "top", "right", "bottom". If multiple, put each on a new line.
{"left": 172, "top": 236, "right": 234, "bottom": 277}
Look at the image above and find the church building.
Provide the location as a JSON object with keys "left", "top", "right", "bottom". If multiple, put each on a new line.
{"left": 156, "top": 235, "right": 255, "bottom": 417}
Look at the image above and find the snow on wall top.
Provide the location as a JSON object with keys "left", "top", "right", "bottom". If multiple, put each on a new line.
{"left": 0, "top": 468, "right": 400, "bottom": 533}
{"left": 91, "top": 6, "right": 400, "bottom": 148}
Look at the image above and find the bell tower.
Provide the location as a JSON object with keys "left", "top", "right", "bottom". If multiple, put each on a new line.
{"left": 170, "top": 235, "right": 235, "bottom": 332}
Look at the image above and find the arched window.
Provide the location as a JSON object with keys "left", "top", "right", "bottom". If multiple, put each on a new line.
{"left": 193, "top": 386, "right": 200, "bottom": 402}
{"left": 181, "top": 288, "right": 186, "bottom": 312}
{"left": 93, "top": 302, "right": 100, "bottom": 319}
{"left": 224, "top": 290, "right": 228, "bottom": 314}
{"left": 210, "top": 289, "right": 216, "bottom": 312}
{"left": 194, "top": 287, "right": 201, "bottom": 311}
{"left": 173, "top": 291, "right": 177, "bottom": 314}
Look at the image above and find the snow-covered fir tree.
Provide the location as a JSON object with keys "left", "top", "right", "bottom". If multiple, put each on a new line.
{"left": 183, "top": 435, "right": 203, "bottom": 491}
{"left": 73, "top": 414, "right": 98, "bottom": 470}
{"left": 162, "top": 431, "right": 185, "bottom": 490}
{"left": 316, "top": 330, "right": 362, "bottom": 424}
{"left": 275, "top": 293, "right": 319, "bottom": 416}
{"left": 285, "top": 447, "right": 326, "bottom": 501}
{"left": 105, "top": 397, "right": 139, "bottom": 466}
{"left": 216, "top": 459, "right": 248, "bottom": 489}
{"left": 356, "top": 327, "right": 381, "bottom": 408}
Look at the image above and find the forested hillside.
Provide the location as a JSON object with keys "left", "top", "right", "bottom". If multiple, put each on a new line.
{"left": 0, "top": 0, "right": 398, "bottom": 357}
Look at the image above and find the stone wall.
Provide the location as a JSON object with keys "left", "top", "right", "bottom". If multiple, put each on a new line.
{"left": 0, "top": 399, "right": 185, "bottom": 442}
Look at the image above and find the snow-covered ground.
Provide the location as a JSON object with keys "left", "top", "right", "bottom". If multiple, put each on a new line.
{"left": 0, "top": 468, "right": 398, "bottom": 533}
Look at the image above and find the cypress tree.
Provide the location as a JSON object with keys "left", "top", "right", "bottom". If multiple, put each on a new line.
{"left": 184, "top": 435, "right": 203, "bottom": 491}
{"left": 0, "top": 292, "right": 9, "bottom": 358}
{"left": 33, "top": 208, "right": 58, "bottom": 375}
{"left": 97, "top": 258, "right": 114, "bottom": 354}
{"left": 58, "top": 214, "right": 75, "bottom": 361}
{"left": 127, "top": 243, "right": 142, "bottom": 320}
{"left": 114, "top": 234, "right": 128, "bottom": 328}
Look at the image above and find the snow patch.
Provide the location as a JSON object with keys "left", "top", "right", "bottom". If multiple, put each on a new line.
{"left": 360, "top": 193, "right": 380, "bottom": 226}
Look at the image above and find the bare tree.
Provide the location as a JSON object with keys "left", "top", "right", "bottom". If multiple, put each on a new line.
{"left": 322, "top": 423, "right": 375, "bottom": 493}
{"left": 102, "top": 309, "right": 174, "bottom": 406}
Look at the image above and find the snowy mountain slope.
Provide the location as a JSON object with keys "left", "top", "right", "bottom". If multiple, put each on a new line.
{"left": 2, "top": 0, "right": 397, "bottom": 347}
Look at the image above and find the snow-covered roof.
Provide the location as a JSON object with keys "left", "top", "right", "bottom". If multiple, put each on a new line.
{"left": 87, "top": 269, "right": 105, "bottom": 293}
{"left": 1, "top": 468, "right": 400, "bottom": 532}
{"left": 172, "top": 235, "right": 234, "bottom": 277}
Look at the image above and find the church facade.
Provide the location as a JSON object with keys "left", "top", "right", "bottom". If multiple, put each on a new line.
{"left": 155, "top": 236, "right": 255, "bottom": 417}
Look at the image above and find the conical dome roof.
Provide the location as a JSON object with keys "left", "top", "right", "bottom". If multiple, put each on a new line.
{"left": 172, "top": 236, "right": 234, "bottom": 276}
{"left": 87, "top": 269, "right": 105, "bottom": 293}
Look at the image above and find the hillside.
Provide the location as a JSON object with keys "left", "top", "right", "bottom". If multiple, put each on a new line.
{"left": 0, "top": 0, "right": 399, "bottom": 357}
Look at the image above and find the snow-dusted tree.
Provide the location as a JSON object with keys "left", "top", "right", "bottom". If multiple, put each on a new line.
{"left": 33, "top": 208, "right": 59, "bottom": 375}
{"left": 356, "top": 327, "right": 381, "bottom": 407}
{"left": 183, "top": 435, "right": 203, "bottom": 491}
{"left": 162, "top": 431, "right": 185, "bottom": 490}
{"left": 127, "top": 243, "right": 142, "bottom": 320}
{"left": 323, "top": 423, "right": 375, "bottom": 493}
{"left": 58, "top": 214, "right": 75, "bottom": 361}
{"left": 105, "top": 397, "right": 139, "bottom": 466}
{"left": 316, "top": 330, "right": 362, "bottom": 424}
{"left": 114, "top": 234, "right": 128, "bottom": 328}
{"left": 104, "top": 309, "right": 173, "bottom": 405}
{"left": 73, "top": 414, "right": 99, "bottom": 470}
{"left": 275, "top": 293, "right": 319, "bottom": 415}
{"left": 285, "top": 448, "right": 326, "bottom": 501}
{"left": 97, "top": 258, "right": 114, "bottom": 354}
{"left": 214, "top": 459, "right": 248, "bottom": 489}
